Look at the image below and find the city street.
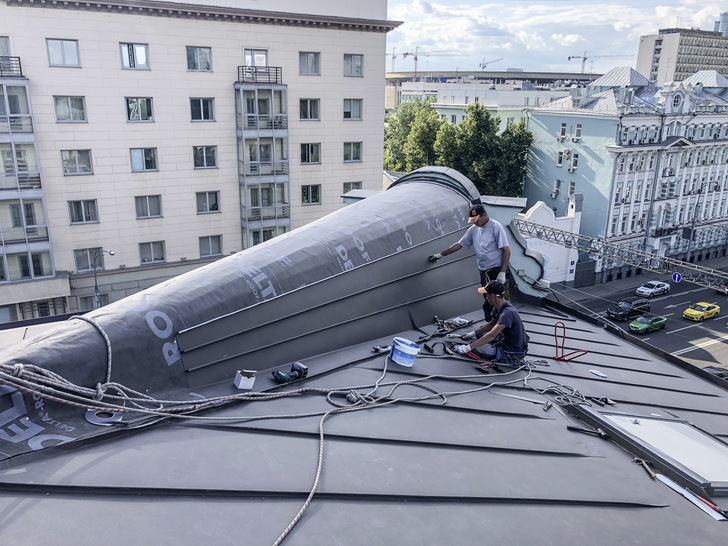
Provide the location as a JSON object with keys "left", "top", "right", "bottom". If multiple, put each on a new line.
{"left": 549, "top": 264, "right": 728, "bottom": 372}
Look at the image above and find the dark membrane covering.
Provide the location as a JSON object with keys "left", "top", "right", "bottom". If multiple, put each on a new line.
{"left": 0, "top": 167, "right": 479, "bottom": 459}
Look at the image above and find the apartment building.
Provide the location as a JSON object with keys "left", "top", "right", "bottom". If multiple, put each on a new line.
{"left": 636, "top": 27, "right": 728, "bottom": 84}
{"left": 0, "top": 0, "right": 397, "bottom": 322}
{"left": 524, "top": 67, "right": 728, "bottom": 282}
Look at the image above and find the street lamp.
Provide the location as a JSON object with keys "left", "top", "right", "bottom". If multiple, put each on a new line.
{"left": 93, "top": 249, "right": 115, "bottom": 310}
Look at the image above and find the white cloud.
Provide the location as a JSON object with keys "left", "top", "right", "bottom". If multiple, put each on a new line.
{"left": 551, "top": 34, "right": 584, "bottom": 47}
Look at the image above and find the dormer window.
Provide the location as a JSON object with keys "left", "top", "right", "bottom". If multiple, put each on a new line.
{"left": 672, "top": 94, "right": 682, "bottom": 110}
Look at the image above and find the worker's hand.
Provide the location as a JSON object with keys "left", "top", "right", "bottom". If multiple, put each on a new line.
{"left": 461, "top": 331, "right": 476, "bottom": 341}
{"left": 454, "top": 344, "right": 472, "bottom": 355}
{"left": 428, "top": 253, "right": 443, "bottom": 263}
{"left": 496, "top": 272, "right": 507, "bottom": 283}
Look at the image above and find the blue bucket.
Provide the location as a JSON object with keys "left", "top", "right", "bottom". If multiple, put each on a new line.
{"left": 389, "top": 337, "right": 421, "bottom": 367}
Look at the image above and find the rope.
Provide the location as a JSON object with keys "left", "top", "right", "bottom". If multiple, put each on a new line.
{"left": 70, "top": 315, "right": 113, "bottom": 385}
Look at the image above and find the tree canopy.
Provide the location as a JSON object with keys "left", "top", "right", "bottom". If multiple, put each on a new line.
{"left": 384, "top": 101, "right": 533, "bottom": 197}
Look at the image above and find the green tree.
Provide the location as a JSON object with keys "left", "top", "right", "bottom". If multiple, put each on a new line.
{"left": 404, "top": 106, "right": 443, "bottom": 171}
{"left": 384, "top": 98, "right": 434, "bottom": 172}
{"left": 496, "top": 120, "right": 534, "bottom": 197}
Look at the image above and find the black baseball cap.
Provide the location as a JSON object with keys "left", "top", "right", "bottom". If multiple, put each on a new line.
{"left": 467, "top": 204, "right": 486, "bottom": 224}
{"left": 478, "top": 280, "right": 505, "bottom": 296}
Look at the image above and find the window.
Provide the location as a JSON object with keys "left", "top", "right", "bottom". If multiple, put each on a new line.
{"left": 120, "top": 43, "right": 149, "bottom": 69}
{"left": 74, "top": 247, "right": 103, "bottom": 272}
{"left": 139, "top": 241, "right": 165, "bottom": 264}
{"left": 301, "top": 143, "right": 320, "bottom": 164}
{"left": 244, "top": 49, "right": 268, "bottom": 67}
{"left": 0, "top": 36, "right": 10, "bottom": 56}
{"left": 186, "top": 46, "right": 211, "bottom": 71}
{"left": 575, "top": 124, "right": 582, "bottom": 138}
{"left": 79, "top": 294, "right": 108, "bottom": 311}
{"left": 344, "top": 54, "right": 363, "bottom": 76}
{"left": 569, "top": 181, "right": 576, "bottom": 195}
{"left": 200, "top": 235, "right": 222, "bottom": 257}
{"left": 135, "top": 195, "right": 162, "bottom": 219}
{"left": 299, "top": 52, "right": 320, "bottom": 75}
{"left": 130, "top": 148, "right": 158, "bottom": 172}
{"left": 54, "top": 96, "right": 86, "bottom": 122}
{"left": 559, "top": 123, "right": 567, "bottom": 137}
{"left": 46, "top": 39, "right": 80, "bottom": 67}
{"left": 61, "top": 150, "right": 92, "bottom": 175}
{"left": 196, "top": 191, "right": 219, "bottom": 213}
{"left": 571, "top": 153, "right": 579, "bottom": 169}
{"left": 343, "top": 181, "right": 362, "bottom": 193}
{"left": 126, "top": 97, "right": 153, "bottom": 122}
{"left": 300, "top": 99, "right": 320, "bottom": 120}
{"left": 68, "top": 200, "right": 98, "bottom": 224}
{"left": 557, "top": 151, "right": 563, "bottom": 166}
{"left": 302, "top": 184, "right": 321, "bottom": 205}
{"left": 190, "top": 98, "right": 214, "bottom": 121}
{"left": 344, "top": 142, "right": 362, "bottom": 162}
{"left": 343, "top": 99, "right": 362, "bottom": 120}
{"left": 193, "top": 146, "right": 217, "bottom": 169}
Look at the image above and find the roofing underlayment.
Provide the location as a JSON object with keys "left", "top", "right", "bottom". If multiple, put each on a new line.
{"left": 1, "top": 167, "right": 727, "bottom": 544}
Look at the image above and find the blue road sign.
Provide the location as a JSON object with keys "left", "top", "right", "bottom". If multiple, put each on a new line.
{"left": 672, "top": 272, "right": 682, "bottom": 282}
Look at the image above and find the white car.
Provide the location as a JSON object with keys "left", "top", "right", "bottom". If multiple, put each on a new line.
{"left": 635, "top": 280, "right": 670, "bottom": 298}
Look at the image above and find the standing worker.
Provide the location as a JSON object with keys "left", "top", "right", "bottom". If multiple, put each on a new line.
{"left": 428, "top": 203, "right": 511, "bottom": 317}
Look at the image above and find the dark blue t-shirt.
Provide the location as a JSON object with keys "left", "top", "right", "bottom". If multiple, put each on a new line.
{"left": 490, "top": 301, "right": 529, "bottom": 352}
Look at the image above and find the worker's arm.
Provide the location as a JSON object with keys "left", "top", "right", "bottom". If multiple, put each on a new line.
{"left": 470, "top": 323, "right": 505, "bottom": 350}
{"left": 428, "top": 242, "right": 462, "bottom": 263}
{"left": 500, "top": 246, "right": 511, "bottom": 273}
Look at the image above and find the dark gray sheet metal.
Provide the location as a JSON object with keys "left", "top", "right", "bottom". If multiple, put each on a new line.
{"left": 0, "top": 166, "right": 480, "bottom": 460}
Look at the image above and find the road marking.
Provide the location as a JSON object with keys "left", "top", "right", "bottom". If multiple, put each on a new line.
{"left": 671, "top": 333, "right": 728, "bottom": 356}
{"left": 665, "top": 301, "right": 693, "bottom": 309}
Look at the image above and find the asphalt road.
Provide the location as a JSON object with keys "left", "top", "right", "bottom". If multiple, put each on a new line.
{"left": 569, "top": 280, "right": 728, "bottom": 370}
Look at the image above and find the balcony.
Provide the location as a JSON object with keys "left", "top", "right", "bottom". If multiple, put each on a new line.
{"left": 240, "top": 161, "right": 289, "bottom": 177}
{"left": 0, "top": 115, "right": 34, "bottom": 134}
{"left": 0, "top": 57, "right": 23, "bottom": 78}
{"left": 237, "top": 66, "right": 282, "bottom": 85}
{"left": 242, "top": 204, "right": 291, "bottom": 222}
{"left": 0, "top": 172, "right": 42, "bottom": 191}
{"left": 240, "top": 114, "right": 288, "bottom": 131}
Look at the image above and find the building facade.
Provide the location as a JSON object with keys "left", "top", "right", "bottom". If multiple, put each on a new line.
{"left": 524, "top": 67, "right": 728, "bottom": 282}
{"left": 0, "top": 0, "right": 397, "bottom": 322}
{"left": 636, "top": 28, "right": 728, "bottom": 84}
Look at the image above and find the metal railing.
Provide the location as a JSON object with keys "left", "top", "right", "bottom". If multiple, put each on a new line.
{"left": 241, "top": 204, "right": 290, "bottom": 222}
{"left": 240, "top": 161, "right": 289, "bottom": 177}
{"left": 237, "top": 66, "right": 282, "bottom": 84}
{"left": 0, "top": 173, "right": 42, "bottom": 191}
{"left": 0, "top": 115, "right": 33, "bottom": 134}
{"left": 241, "top": 114, "right": 288, "bottom": 130}
{"left": 0, "top": 57, "right": 23, "bottom": 78}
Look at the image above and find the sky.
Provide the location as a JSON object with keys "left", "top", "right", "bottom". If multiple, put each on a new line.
{"left": 386, "top": 0, "right": 728, "bottom": 75}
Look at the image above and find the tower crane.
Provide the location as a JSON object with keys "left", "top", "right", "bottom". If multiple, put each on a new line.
{"left": 568, "top": 51, "right": 636, "bottom": 74}
{"left": 399, "top": 46, "right": 462, "bottom": 79}
{"left": 479, "top": 57, "right": 503, "bottom": 70}
{"left": 386, "top": 48, "right": 397, "bottom": 72}
{"left": 512, "top": 218, "right": 728, "bottom": 291}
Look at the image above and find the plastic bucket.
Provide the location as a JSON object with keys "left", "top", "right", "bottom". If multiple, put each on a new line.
{"left": 389, "top": 337, "right": 421, "bottom": 367}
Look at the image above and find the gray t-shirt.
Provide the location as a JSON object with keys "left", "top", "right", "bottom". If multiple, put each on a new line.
{"left": 458, "top": 218, "right": 509, "bottom": 271}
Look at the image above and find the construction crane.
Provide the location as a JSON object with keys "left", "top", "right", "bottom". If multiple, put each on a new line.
{"left": 568, "top": 51, "right": 635, "bottom": 74}
{"left": 386, "top": 48, "right": 397, "bottom": 72}
{"left": 399, "top": 46, "right": 462, "bottom": 79}
{"left": 479, "top": 57, "right": 503, "bottom": 70}
{"left": 512, "top": 218, "right": 728, "bottom": 291}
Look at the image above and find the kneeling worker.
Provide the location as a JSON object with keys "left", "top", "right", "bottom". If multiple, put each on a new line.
{"left": 454, "top": 280, "right": 529, "bottom": 362}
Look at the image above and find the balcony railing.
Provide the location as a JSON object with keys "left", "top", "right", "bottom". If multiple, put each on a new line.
{"left": 240, "top": 161, "right": 289, "bottom": 177}
{"left": 0, "top": 115, "right": 34, "bottom": 134}
{"left": 0, "top": 56, "right": 23, "bottom": 78}
{"left": 241, "top": 114, "right": 288, "bottom": 130}
{"left": 0, "top": 225, "right": 49, "bottom": 245}
{"left": 237, "top": 66, "right": 282, "bottom": 85}
{"left": 651, "top": 226, "right": 678, "bottom": 237}
{"left": 0, "top": 172, "right": 42, "bottom": 191}
{"left": 242, "top": 204, "right": 291, "bottom": 222}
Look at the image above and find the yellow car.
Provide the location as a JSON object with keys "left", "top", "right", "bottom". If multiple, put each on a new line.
{"left": 682, "top": 302, "right": 720, "bottom": 322}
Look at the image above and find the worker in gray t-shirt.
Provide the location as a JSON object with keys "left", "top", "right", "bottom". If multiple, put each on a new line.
{"left": 428, "top": 203, "right": 511, "bottom": 318}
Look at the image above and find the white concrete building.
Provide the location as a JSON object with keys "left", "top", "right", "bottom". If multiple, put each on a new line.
{"left": 400, "top": 80, "right": 572, "bottom": 131}
{"left": 636, "top": 28, "right": 728, "bottom": 84}
{"left": 0, "top": 0, "right": 397, "bottom": 322}
{"left": 524, "top": 67, "right": 728, "bottom": 282}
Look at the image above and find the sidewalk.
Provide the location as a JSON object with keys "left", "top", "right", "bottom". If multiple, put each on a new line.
{"left": 548, "top": 254, "right": 728, "bottom": 304}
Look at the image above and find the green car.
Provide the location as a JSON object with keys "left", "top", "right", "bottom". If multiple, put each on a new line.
{"left": 628, "top": 315, "right": 667, "bottom": 334}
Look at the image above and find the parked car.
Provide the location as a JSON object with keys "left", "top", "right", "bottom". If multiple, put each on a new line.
{"left": 682, "top": 302, "right": 720, "bottom": 322}
{"left": 702, "top": 366, "right": 728, "bottom": 380}
{"left": 607, "top": 297, "right": 650, "bottom": 321}
{"left": 716, "top": 284, "right": 728, "bottom": 296}
{"left": 635, "top": 280, "right": 670, "bottom": 298}
{"left": 628, "top": 315, "right": 667, "bottom": 334}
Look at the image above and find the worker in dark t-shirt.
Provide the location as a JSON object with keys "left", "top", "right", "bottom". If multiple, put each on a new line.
{"left": 454, "top": 280, "right": 529, "bottom": 360}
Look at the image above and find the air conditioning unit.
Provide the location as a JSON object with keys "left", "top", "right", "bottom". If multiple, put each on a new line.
{"left": 549, "top": 192, "right": 558, "bottom": 199}
{"left": 571, "top": 137, "right": 579, "bottom": 142}
{"left": 562, "top": 149, "right": 570, "bottom": 157}
{"left": 567, "top": 167, "right": 575, "bottom": 173}
{"left": 557, "top": 136, "right": 565, "bottom": 142}
{"left": 622, "top": 198, "right": 629, "bottom": 204}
